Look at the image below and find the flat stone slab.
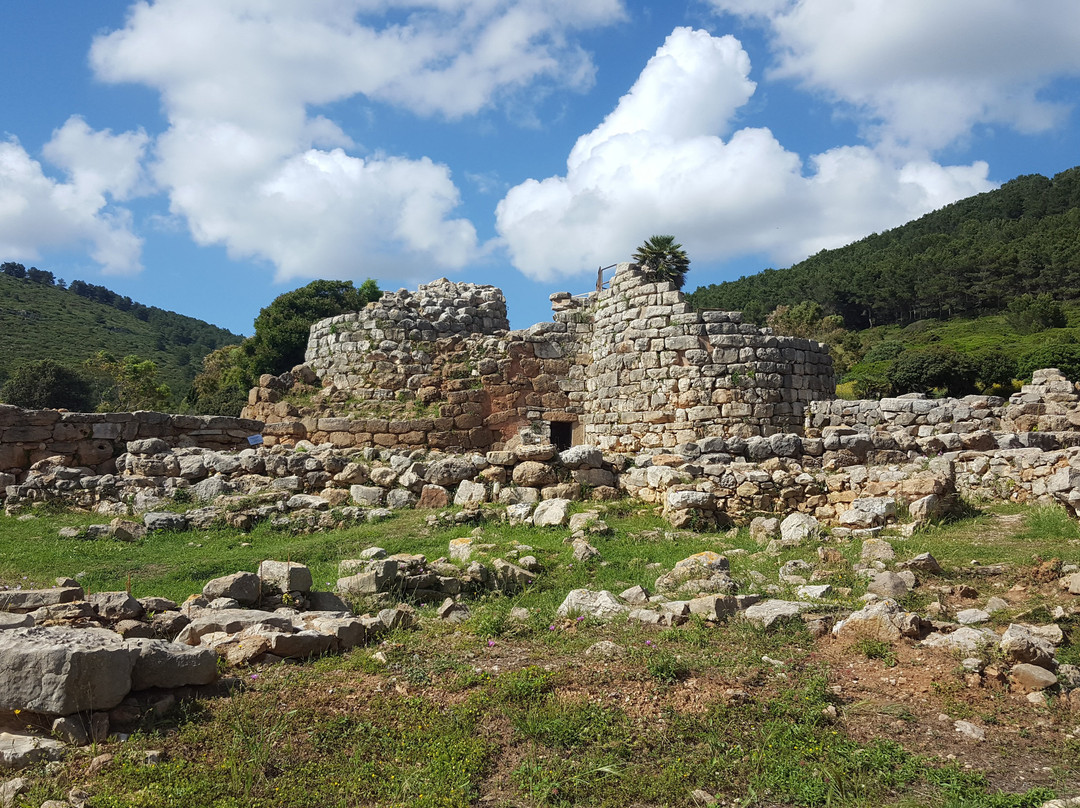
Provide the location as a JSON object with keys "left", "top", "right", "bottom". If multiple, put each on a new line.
{"left": 0, "top": 627, "right": 134, "bottom": 714}
{"left": 175, "top": 609, "right": 295, "bottom": 646}
{"left": 0, "top": 587, "right": 82, "bottom": 614}
{"left": 0, "top": 731, "right": 63, "bottom": 771}
{"left": 742, "top": 600, "right": 809, "bottom": 629}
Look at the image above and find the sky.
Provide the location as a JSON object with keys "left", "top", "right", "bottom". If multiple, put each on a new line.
{"left": 2, "top": 1, "right": 1080, "bottom": 338}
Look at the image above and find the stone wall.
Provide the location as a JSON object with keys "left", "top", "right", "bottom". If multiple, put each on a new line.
{"left": 576, "top": 265, "right": 834, "bottom": 450}
{"left": 0, "top": 406, "right": 263, "bottom": 476}
{"left": 256, "top": 265, "right": 834, "bottom": 453}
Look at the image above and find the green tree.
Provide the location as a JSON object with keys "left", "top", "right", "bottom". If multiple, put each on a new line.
{"left": 0, "top": 359, "right": 94, "bottom": 411}
{"left": 632, "top": 235, "right": 690, "bottom": 290}
{"left": 184, "top": 345, "right": 252, "bottom": 416}
{"left": 247, "top": 279, "right": 382, "bottom": 376}
{"left": 1005, "top": 293, "right": 1067, "bottom": 333}
{"left": 887, "top": 346, "right": 979, "bottom": 397}
{"left": 86, "top": 352, "right": 172, "bottom": 412}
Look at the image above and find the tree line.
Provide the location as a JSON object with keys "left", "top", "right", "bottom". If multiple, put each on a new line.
{"left": 687, "top": 167, "right": 1080, "bottom": 328}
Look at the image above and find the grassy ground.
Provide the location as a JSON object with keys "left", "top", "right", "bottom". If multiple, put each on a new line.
{"left": 2, "top": 501, "right": 1079, "bottom": 807}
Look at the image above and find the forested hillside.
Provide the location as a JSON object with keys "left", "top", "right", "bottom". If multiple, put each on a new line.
{"left": 0, "top": 265, "right": 241, "bottom": 401}
{"left": 688, "top": 167, "right": 1080, "bottom": 328}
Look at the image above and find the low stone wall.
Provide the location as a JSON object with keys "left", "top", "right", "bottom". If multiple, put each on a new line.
{"left": 0, "top": 406, "right": 263, "bottom": 475}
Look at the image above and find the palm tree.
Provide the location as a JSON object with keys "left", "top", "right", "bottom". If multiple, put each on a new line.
{"left": 632, "top": 235, "right": 690, "bottom": 289}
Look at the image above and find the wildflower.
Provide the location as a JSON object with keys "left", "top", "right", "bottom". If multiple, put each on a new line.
{"left": 548, "top": 625, "right": 556, "bottom": 631}
{"left": 250, "top": 673, "right": 258, "bottom": 680}
{"left": 487, "top": 639, "right": 495, "bottom": 647}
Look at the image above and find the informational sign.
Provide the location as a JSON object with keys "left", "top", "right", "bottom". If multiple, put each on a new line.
{"left": 247, "top": 434, "right": 264, "bottom": 446}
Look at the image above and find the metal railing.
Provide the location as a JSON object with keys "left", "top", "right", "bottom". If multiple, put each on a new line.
{"left": 572, "top": 263, "right": 618, "bottom": 299}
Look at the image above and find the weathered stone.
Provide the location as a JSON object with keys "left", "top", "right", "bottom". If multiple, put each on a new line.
{"left": 0, "top": 732, "right": 63, "bottom": 771}
{"left": 1000, "top": 624, "right": 1056, "bottom": 669}
{"left": 258, "top": 560, "right": 313, "bottom": 594}
{"left": 532, "top": 498, "right": 571, "bottom": 527}
{"left": 0, "top": 587, "right": 82, "bottom": 614}
{"left": 513, "top": 461, "right": 556, "bottom": 488}
{"left": 89, "top": 592, "right": 145, "bottom": 622}
{"left": 126, "top": 638, "right": 218, "bottom": 689}
{"left": 202, "top": 572, "right": 261, "bottom": 605}
{"left": 425, "top": 458, "right": 477, "bottom": 486}
{"left": 555, "top": 589, "right": 628, "bottom": 620}
{"left": 867, "top": 571, "right": 909, "bottom": 599}
{"left": 860, "top": 538, "right": 895, "bottom": 564}
{"left": 491, "top": 558, "right": 533, "bottom": 593}
{"left": 286, "top": 494, "right": 330, "bottom": 511}
{"left": 559, "top": 445, "right": 601, "bottom": 469}
{"left": 143, "top": 512, "right": 189, "bottom": 532}
{"left": 749, "top": 516, "right": 780, "bottom": 543}
{"left": 454, "top": 479, "right": 487, "bottom": 506}
{"left": 175, "top": 609, "right": 294, "bottom": 645}
{"left": 743, "top": 600, "right": 808, "bottom": 629}
{"left": 0, "top": 627, "right": 134, "bottom": 713}
{"left": 349, "top": 485, "right": 383, "bottom": 506}
{"left": 779, "top": 512, "right": 820, "bottom": 544}
{"left": 921, "top": 626, "right": 998, "bottom": 654}
{"left": 899, "top": 552, "right": 942, "bottom": 575}
{"left": 1010, "top": 663, "right": 1058, "bottom": 692}
{"left": 833, "top": 599, "right": 923, "bottom": 642}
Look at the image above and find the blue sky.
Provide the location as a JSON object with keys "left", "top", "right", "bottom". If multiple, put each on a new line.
{"left": 2, "top": 1, "right": 1080, "bottom": 338}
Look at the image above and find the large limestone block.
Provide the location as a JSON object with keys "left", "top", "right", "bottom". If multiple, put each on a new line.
{"left": 258, "top": 560, "right": 313, "bottom": 594}
{"left": 532, "top": 498, "right": 571, "bottom": 527}
{"left": 743, "top": 600, "right": 808, "bottom": 629}
{"left": 555, "top": 589, "right": 628, "bottom": 620}
{"left": 0, "top": 587, "right": 83, "bottom": 614}
{"left": 0, "top": 627, "right": 135, "bottom": 714}
{"left": 202, "top": 572, "right": 260, "bottom": 605}
{"left": 779, "top": 513, "right": 820, "bottom": 544}
{"left": 0, "top": 732, "right": 64, "bottom": 771}
{"left": 832, "top": 600, "right": 922, "bottom": 642}
{"left": 125, "top": 638, "right": 218, "bottom": 690}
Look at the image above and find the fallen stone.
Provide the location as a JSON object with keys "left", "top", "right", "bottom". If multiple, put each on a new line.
{"left": 860, "top": 538, "right": 895, "bottom": 564}
{"left": 1010, "top": 663, "right": 1058, "bottom": 692}
{"left": 202, "top": 572, "right": 261, "bottom": 605}
{"left": 743, "top": 600, "right": 808, "bottom": 629}
{"left": 0, "top": 627, "right": 134, "bottom": 714}
{"left": 620, "top": 585, "right": 650, "bottom": 605}
{"left": 143, "top": 512, "right": 189, "bottom": 532}
{"left": 953, "top": 720, "right": 985, "bottom": 741}
{"left": 955, "top": 609, "right": 990, "bottom": 625}
{"left": 899, "top": 552, "right": 943, "bottom": 575}
{"left": 555, "top": 589, "right": 628, "bottom": 620}
{"left": 532, "top": 498, "right": 571, "bottom": 527}
{"left": 688, "top": 595, "right": 738, "bottom": 620}
{"left": 921, "top": 626, "right": 998, "bottom": 654}
{"left": 0, "top": 732, "right": 63, "bottom": 771}
{"left": 89, "top": 592, "right": 145, "bottom": 622}
{"left": 175, "top": 609, "right": 294, "bottom": 646}
{"left": 584, "top": 640, "right": 624, "bottom": 658}
{"left": 867, "top": 571, "right": 909, "bottom": 599}
{"left": 572, "top": 539, "right": 599, "bottom": 562}
{"left": 0, "top": 587, "right": 82, "bottom": 614}
{"left": 1000, "top": 624, "right": 1056, "bottom": 669}
{"left": 779, "top": 513, "right": 820, "bottom": 544}
{"left": 749, "top": 516, "right": 780, "bottom": 543}
{"left": 258, "top": 560, "right": 313, "bottom": 594}
{"left": 833, "top": 599, "right": 923, "bottom": 642}
{"left": 125, "top": 638, "right": 218, "bottom": 689}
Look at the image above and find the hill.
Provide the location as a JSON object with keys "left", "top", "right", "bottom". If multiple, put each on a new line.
{"left": 688, "top": 166, "right": 1080, "bottom": 328}
{"left": 0, "top": 265, "right": 242, "bottom": 403}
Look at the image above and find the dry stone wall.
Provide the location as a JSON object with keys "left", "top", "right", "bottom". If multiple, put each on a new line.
{"left": 0, "top": 405, "right": 262, "bottom": 476}
{"left": 260, "top": 265, "right": 834, "bottom": 453}
{"left": 577, "top": 264, "right": 834, "bottom": 450}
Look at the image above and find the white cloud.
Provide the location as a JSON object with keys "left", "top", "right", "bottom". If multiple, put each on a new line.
{"left": 708, "top": 0, "right": 1080, "bottom": 152}
{"left": 88, "top": 0, "right": 624, "bottom": 283}
{"left": 0, "top": 118, "right": 148, "bottom": 274}
{"left": 496, "top": 27, "right": 994, "bottom": 281}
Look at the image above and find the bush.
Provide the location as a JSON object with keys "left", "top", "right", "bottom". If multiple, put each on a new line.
{"left": 0, "top": 359, "right": 94, "bottom": 410}
{"left": 863, "top": 341, "right": 905, "bottom": 363}
{"left": 887, "top": 346, "right": 979, "bottom": 397}
{"left": 1017, "top": 344, "right": 1080, "bottom": 382}
{"left": 1006, "top": 293, "right": 1067, "bottom": 333}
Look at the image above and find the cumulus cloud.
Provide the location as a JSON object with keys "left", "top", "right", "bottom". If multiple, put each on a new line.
{"left": 496, "top": 27, "right": 994, "bottom": 281}
{"left": 708, "top": 0, "right": 1080, "bottom": 152}
{"left": 0, "top": 117, "right": 148, "bottom": 274}
{"left": 87, "top": 0, "right": 624, "bottom": 283}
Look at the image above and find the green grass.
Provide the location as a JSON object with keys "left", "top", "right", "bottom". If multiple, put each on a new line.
{"left": 4, "top": 500, "right": 1078, "bottom": 807}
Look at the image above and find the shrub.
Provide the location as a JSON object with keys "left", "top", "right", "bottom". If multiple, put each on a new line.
{"left": 0, "top": 359, "right": 94, "bottom": 411}
{"left": 1017, "top": 344, "right": 1080, "bottom": 382}
{"left": 887, "top": 346, "right": 979, "bottom": 396}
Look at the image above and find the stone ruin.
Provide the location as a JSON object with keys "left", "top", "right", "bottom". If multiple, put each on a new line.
{"left": 245, "top": 264, "right": 835, "bottom": 452}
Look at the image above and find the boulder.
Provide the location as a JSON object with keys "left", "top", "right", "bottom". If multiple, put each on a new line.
{"left": 833, "top": 599, "right": 923, "bottom": 642}
{"left": 743, "top": 600, "right": 808, "bottom": 629}
{"left": 0, "top": 587, "right": 82, "bottom": 614}
{"left": 425, "top": 458, "right": 477, "bottom": 487}
{"left": 143, "top": 512, "right": 189, "bottom": 532}
{"left": 0, "top": 732, "right": 63, "bottom": 771}
{"left": 555, "top": 589, "right": 628, "bottom": 621}
{"left": 532, "top": 498, "right": 571, "bottom": 527}
{"left": 867, "top": 571, "right": 909, "bottom": 600}
{"left": 0, "top": 627, "right": 134, "bottom": 714}
{"left": 513, "top": 461, "right": 556, "bottom": 488}
{"left": 202, "top": 572, "right": 261, "bottom": 605}
{"left": 749, "top": 516, "right": 780, "bottom": 544}
{"left": 559, "top": 445, "right": 601, "bottom": 469}
{"left": 175, "top": 609, "right": 294, "bottom": 646}
{"left": 126, "top": 639, "right": 218, "bottom": 690}
{"left": 921, "top": 626, "right": 998, "bottom": 654}
{"left": 454, "top": 480, "right": 487, "bottom": 507}
{"left": 258, "top": 560, "right": 313, "bottom": 594}
{"left": 1010, "top": 663, "right": 1058, "bottom": 692}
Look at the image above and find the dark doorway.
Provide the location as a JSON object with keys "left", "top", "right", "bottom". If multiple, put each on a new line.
{"left": 550, "top": 421, "right": 573, "bottom": 451}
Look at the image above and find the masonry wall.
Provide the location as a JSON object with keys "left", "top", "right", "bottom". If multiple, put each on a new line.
{"left": 0, "top": 405, "right": 263, "bottom": 475}
{"left": 264, "top": 266, "right": 835, "bottom": 453}
{"left": 575, "top": 265, "right": 835, "bottom": 450}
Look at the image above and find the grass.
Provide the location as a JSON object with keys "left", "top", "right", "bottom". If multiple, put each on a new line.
{"left": 3, "top": 500, "right": 1079, "bottom": 806}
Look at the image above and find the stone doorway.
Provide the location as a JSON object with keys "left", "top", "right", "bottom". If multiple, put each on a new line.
{"left": 549, "top": 421, "right": 573, "bottom": 451}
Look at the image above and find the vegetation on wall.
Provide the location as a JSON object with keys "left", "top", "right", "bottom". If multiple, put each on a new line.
{"left": 633, "top": 235, "right": 690, "bottom": 290}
